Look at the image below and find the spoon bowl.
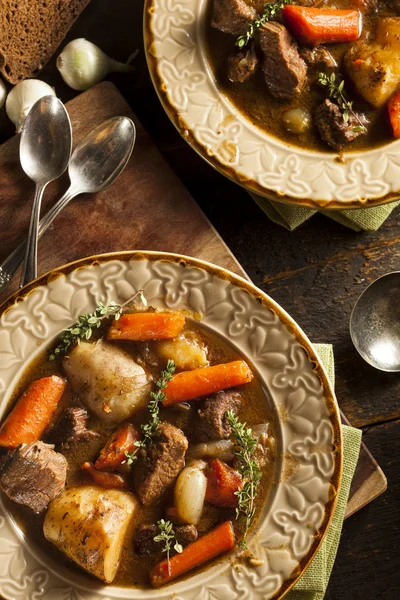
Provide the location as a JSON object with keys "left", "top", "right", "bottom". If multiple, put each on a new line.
{"left": 20, "top": 95, "right": 72, "bottom": 185}
{"left": 350, "top": 272, "right": 400, "bottom": 371}
{"left": 68, "top": 116, "right": 136, "bottom": 194}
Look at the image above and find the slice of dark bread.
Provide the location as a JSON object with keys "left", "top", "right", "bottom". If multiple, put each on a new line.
{"left": 0, "top": 0, "right": 91, "bottom": 84}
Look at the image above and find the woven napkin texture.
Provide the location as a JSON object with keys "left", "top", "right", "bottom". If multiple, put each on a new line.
{"left": 251, "top": 192, "right": 400, "bottom": 232}
{"left": 285, "top": 343, "right": 362, "bottom": 600}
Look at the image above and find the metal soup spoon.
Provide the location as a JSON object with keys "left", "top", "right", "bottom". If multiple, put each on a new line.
{"left": 350, "top": 272, "right": 400, "bottom": 372}
{"left": 0, "top": 116, "right": 136, "bottom": 293}
{"left": 20, "top": 95, "right": 72, "bottom": 287}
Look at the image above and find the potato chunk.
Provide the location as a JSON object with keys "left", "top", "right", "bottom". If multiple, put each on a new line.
{"left": 345, "top": 18, "right": 400, "bottom": 108}
{"left": 43, "top": 486, "right": 137, "bottom": 583}
{"left": 156, "top": 333, "right": 208, "bottom": 370}
{"left": 63, "top": 341, "right": 151, "bottom": 423}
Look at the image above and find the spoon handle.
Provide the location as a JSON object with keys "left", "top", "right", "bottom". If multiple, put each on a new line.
{"left": 0, "top": 186, "right": 77, "bottom": 293}
{"left": 20, "top": 183, "right": 47, "bottom": 287}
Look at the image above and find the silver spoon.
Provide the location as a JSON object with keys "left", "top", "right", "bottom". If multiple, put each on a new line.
{"left": 350, "top": 272, "right": 400, "bottom": 372}
{"left": 20, "top": 95, "right": 72, "bottom": 287}
{"left": 0, "top": 116, "right": 136, "bottom": 293}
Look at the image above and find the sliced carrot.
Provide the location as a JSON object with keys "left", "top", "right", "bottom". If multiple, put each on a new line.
{"left": 0, "top": 376, "right": 66, "bottom": 448}
{"left": 388, "top": 89, "right": 400, "bottom": 138}
{"left": 82, "top": 462, "right": 127, "bottom": 489}
{"left": 163, "top": 360, "right": 253, "bottom": 406}
{"left": 150, "top": 521, "right": 235, "bottom": 587}
{"left": 95, "top": 422, "right": 141, "bottom": 470}
{"left": 283, "top": 6, "right": 361, "bottom": 47}
{"left": 205, "top": 459, "right": 243, "bottom": 508}
{"left": 107, "top": 312, "right": 185, "bottom": 341}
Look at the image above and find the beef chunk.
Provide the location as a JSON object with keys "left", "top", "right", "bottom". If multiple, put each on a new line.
{"left": 196, "top": 390, "right": 242, "bottom": 442}
{"left": 211, "top": 0, "right": 257, "bottom": 36}
{"left": 49, "top": 407, "right": 99, "bottom": 451}
{"left": 228, "top": 41, "right": 258, "bottom": 83}
{"left": 259, "top": 22, "right": 307, "bottom": 99}
{"left": 300, "top": 46, "right": 337, "bottom": 70}
{"left": 315, "top": 99, "right": 367, "bottom": 151}
{"left": 134, "top": 423, "right": 188, "bottom": 505}
{"left": 0, "top": 442, "right": 67, "bottom": 513}
{"left": 135, "top": 523, "right": 198, "bottom": 557}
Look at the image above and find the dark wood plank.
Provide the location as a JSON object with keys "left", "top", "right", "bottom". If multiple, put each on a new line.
{"left": 327, "top": 419, "right": 400, "bottom": 600}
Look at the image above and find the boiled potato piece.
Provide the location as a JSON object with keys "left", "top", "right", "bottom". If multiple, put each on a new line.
{"left": 156, "top": 333, "right": 208, "bottom": 370}
{"left": 345, "top": 18, "right": 400, "bottom": 108}
{"left": 43, "top": 486, "right": 137, "bottom": 583}
{"left": 63, "top": 340, "right": 151, "bottom": 423}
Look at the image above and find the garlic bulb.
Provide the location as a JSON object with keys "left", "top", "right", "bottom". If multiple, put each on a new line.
{"left": 6, "top": 80, "right": 56, "bottom": 132}
{"left": 0, "top": 78, "right": 6, "bottom": 109}
{"left": 174, "top": 463, "right": 207, "bottom": 525}
{"left": 57, "top": 39, "right": 133, "bottom": 91}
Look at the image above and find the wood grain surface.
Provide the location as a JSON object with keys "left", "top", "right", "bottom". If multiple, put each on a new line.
{"left": 0, "top": 1, "right": 398, "bottom": 597}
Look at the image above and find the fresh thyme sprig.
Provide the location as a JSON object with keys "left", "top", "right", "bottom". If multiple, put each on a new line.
{"left": 48, "top": 289, "right": 147, "bottom": 360}
{"left": 236, "top": 0, "right": 291, "bottom": 49}
{"left": 318, "top": 72, "right": 366, "bottom": 134}
{"left": 154, "top": 519, "right": 183, "bottom": 576}
{"left": 124, "top": 359, "right": 176, "bottom": 465}
{"left": 226, "top": 410, "right": 262, "bottom": 547}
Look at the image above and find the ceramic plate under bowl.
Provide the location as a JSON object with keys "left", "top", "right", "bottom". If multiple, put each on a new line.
{"left": 144, "top": 0, "right": 400, "bottom": 209}
{"left": 0, "top": 251, "right": 342, "bottom": 600}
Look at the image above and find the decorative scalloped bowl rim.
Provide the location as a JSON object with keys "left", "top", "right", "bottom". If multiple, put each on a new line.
{"left": 0, "top": 251, "right": 342, "bottom": 600}
{"left": 143, "top": 0, "right": 400, "bottom": 209}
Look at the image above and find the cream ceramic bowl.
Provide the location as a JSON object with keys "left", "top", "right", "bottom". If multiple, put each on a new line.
{"left": 0, "top": 251, "right": 341, "bottom": 600}
{"left": 144, "top": 0, "right": 400, "bottom": 209}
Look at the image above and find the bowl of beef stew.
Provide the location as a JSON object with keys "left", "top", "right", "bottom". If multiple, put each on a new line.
{"left": 144, "top": 0, "right": 400, "bottom": 207}
{"left": 0, "top": 251, "right": 341, "bottom": 600}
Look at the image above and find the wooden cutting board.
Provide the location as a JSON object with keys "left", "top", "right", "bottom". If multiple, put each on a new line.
{"left": 0, "top": 82, "right": 386, "bottom": 517}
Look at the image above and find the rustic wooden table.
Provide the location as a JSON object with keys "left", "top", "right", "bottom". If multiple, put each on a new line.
{"left": 1, "top": 1, "right": 399, "bottom": 598}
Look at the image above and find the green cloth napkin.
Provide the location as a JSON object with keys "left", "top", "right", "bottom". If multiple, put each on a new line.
{"left": 285, "top": 343, "right": 362, "bottom": 600}
{"left": 251, "top": 192, "right": 400, "bottom": 231}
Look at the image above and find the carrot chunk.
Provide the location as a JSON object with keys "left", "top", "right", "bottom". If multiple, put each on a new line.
{"left": 82, "top": 462, "right": 127, "bottom": 489}
{"left": 162, "top": 360, "right": 253, "bottom": 407}
{"left": 95, "top": 422, "right": 141, "bottom": 470}
{"left": 150, "top": 521, "right": 235, "bottom": 587}
{"left": 388, "top": 90, "right": 400, "bottom": 138}
{"left": 0, "top": 376, "right": 66, "bottom": 448}
{"left": 107, "top": 312, "right": 185, "bottom": 341}
{"left": 283, "top": 6, "right": 361, "bottom": 47}
{"left": 205, "top": 459, "right": 243, "bottom": 508}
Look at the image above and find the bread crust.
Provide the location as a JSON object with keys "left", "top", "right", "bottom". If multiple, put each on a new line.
{"left": 0, "top": 0, "right": 91, "bottom": 84}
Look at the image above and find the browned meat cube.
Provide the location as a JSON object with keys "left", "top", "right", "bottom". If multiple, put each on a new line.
{"left": 259, "top": 21, "right": 307, "bottom": 99}
{"left": 211, "top": 0, "right": 257, "bottom": 36}
{"left": 228, "top": 41, "right": 258, "bottom": 83}
{"left": 134, "top": 423, "right": 188, "bottom": 505}
{"left": 315, "top": 99, "right": 367, "bottom": 151}
{"left": 0, "top": 441, "right": 67, "bottom": 513}
{"left": 48, "top": 406, "right": 99, "bottom": 451}
{"left": 135, "top": 523, "right": 198, "bottom": 556}
{"left": 300, "top": 46, "right": 337, "bottom": 70}
{"left": 196, "top": 390, "right": 242, "bottom": 442}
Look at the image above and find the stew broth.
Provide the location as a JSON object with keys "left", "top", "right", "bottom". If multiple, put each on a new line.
{"left": 1, "top": 318, "right": 276, "bottom": 588}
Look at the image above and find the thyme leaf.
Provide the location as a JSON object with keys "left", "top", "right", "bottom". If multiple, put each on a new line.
{"left": 318, "top": 72, "right": 367, "bottom": 134}
{"left": 123, "top": 359, "right": 176, "bottom": 465}
{"left": 226, "top": 410, "right": 262, "bottom": 547}
{"left": 154, "top": 519, "right": 183, "bottom": 576}
{"left": 48, "top": 289, "right": 147, "bottom": 360}
{"left": 236, "top": 0, "right": 291, "bottom": 49}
